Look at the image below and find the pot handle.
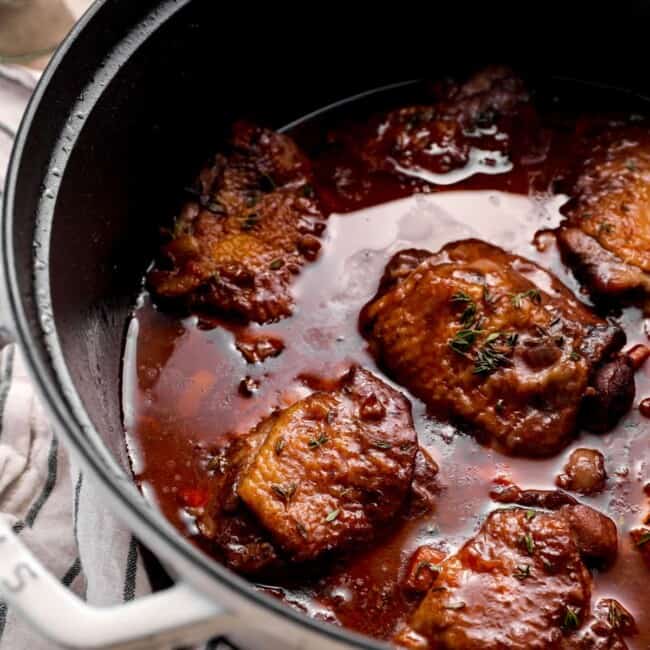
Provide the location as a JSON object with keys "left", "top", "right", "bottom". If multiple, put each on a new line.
{"left": 0, "top": 516, "right": 236, "bottom": 649}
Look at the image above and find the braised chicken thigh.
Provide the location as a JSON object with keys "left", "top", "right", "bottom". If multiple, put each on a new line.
{"left": 148, "top": 122, "right": 327, "bottom": 323}
{"left": 403, "top": 507, "right": 628, "bottom": 650}
{"left": 557, "top": 126, "right": 650, "bottom": 310}
{"left": 195, "top": 367, "right": 424, "bottom": 570}
{"left": 361, "top": 240, "right": 633, "bottom": 456}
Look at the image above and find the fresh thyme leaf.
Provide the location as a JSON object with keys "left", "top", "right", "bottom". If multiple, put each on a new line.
{"left": 625, "top": 159, "right": 638, "bottom": 172}
{"left": 484, "top": 331, "right": 502, "bottom": 344}
{"left": 272, "top": 483, "right": 296, "bottom": 503}
{"left": 269, "top": 258, "right": 284, "bottom": 270}
{"left": 451, "top": 292, "right": 477, "bottom": 326}
{"left": 599, "top": 222, "right": 614, "bottom": 234}
{"left": 474, "top": 340, "right": 510, "bottom": 376}
{"left": 580, "top": 212, "right": 592, "bottom": 219}
{"left": 506, "top": 332, "right": 519, "bottom": 347}
{"left": 274, "top": 437, "right": 285, "bottom": 455}
{"left": 513, "top": 564, "right": 531, "bottom": 580}
{"left": 372, "top": 439, "right": 392, "bottom": 450}
{"left": 308, "top": 434, "right": 329, "bottom": 449}
{"left": 301, "top": 183, "right": 315, "bottom": 198}
{"left": 325, "top": 508, "right": 340, "bottom": 523}
{"left": 448, "top": 323, "right": 483, "bottom": 355}
{"left": 521, "top": 533, "right": 535, "bottom": 555}
{"left": 461, "top": 302, "right": 477, "bottom": 326}
{"left": 416, "top": 561, "right": 441, "bottom": 577}
{"left": 207, "top": 201, "right": 224, "bottom": 214}
{"left": 635, "top": 531, "right": 650, "bottom": 547}
{"left": 510, "top": 289, "right": 541, "bottom": 309}
{"left": 570, "top": 350, "right": 581, "bottom": 361}
{"left": 451, "top": 291, "right": 473, "bottom": 304}
{"left": 483, "top": 286, "right": 495, "bottom": 305}
{"left": 525, "top": 510, "right": 536, "bottom": 521}
{"left": 562, "top": 605, "right": 580, "bottom": 631}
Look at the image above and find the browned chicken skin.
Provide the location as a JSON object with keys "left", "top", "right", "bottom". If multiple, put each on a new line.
{"left": 361, "top": 240, "right": 632, "bottom": 457}
{"left": 362, "top": 66, "right": 530, "bottom": 179}
{"left": 401, "top": 507, "right": 627, "bottom": 650}
{"left": 556, "top": 126, "right": 650, "bottom": 311}
{"left": 148, "top": 122, "right": 327, "bottom": 323}
{"left": 196, "top": 367, "right": 424, "bottom": 570}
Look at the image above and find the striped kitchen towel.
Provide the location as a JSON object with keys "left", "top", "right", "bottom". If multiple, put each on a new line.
{"left": 0, "top": 65, "right": 235, "bottom": 650}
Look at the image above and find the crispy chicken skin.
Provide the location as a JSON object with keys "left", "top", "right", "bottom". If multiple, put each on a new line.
{"left": 238, "top": 366, "right": 418, "bottom": 561}
{"left": 195, "top": 418, "right": 282, "bottom": 575}
{"left": 556, "top": 126, "right": 650, "bottom": 310}
{"left": 360, "top": 240, "right": 632, "bottom": 457}
{"left": 403, "top": 507, "right": 626, "bottom": 650}
{"left": 362, "top": 66, "right": 530, "bottom": 178}
{"left": 147, "top": 122, "right": 326, "bottom": 323}
{"left": 196, "top": 367, "right": 422, "bottom": 570}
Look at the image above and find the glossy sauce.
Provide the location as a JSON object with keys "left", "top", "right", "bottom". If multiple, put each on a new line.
{"left": 122, "top": 81, "right": 650, "bottom": 646}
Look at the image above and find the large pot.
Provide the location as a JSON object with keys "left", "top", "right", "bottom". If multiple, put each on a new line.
{"left": 1, "top": 2, "right": 649, "bottom": 647}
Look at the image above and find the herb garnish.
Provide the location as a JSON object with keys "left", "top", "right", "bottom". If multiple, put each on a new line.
{"left": 521, "top": 533, "right": 535, "bottom": 555}
{"left": 625, "top": 159, "right": 638, "bottom": 172}
{"left": 569, "top": 351, "right": 581, "bottom": 361}
{"left": 474, "top": 335, "right": 511, "bottom": 375}
{"left": 272, "top": 483, "right": 296, "bottom": 503}
{"left": 506, "top": 332, "right": 519, "bottom": 347}
{"left": 308, "top": 434, "right": 329, "bottom": 449}
{"left": 269, "top": 258, "right": 284, "bottom": 270}
{"left": 240, "top": 213, "right": 260, "bottom": 230}
{"left": 510, "top": 289, "right": 541, "bottom": 309}
{"left": 301, "top": 183, "right": 315, "bottom": 198}
{"left": 372, "top": 439, "right": 392, "bottom": 449}
{"left": 448, "top": 322, "right": 484, "bottom": 355}
{"left": 483, "top": 286, "right": 495, "bottom": 306}
{"left": 325, "top": 508, "right": 340, "bottom": 523}
{"left": 495, "top": 399, "right": 505, "bottom": 414}
{"left": 513, "top": 564, "right": 531, "bottom": 580}
{"left": 274, "top": 437, "right": 285, "bottom": 456}
{"left": 599, "top": 222, "right": 614, "bottom": 234}
{"left": 451, "top": 291, "right": 477, "bottom": 325}
{"left": 635, "top": 531, "right": 650, "bottom": 547}
{"left": 416, "top": 561, "right": 441, "bottom": 577}
{"left": 562, "top": 606, "right": 580, "bottom": 631}
{"left": 525, "top": 510, "right": 536, "bottom": 521}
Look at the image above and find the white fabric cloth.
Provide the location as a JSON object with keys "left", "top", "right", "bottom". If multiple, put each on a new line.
{"left": 0, "top": 65, "right": 233, "bottom": 650}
